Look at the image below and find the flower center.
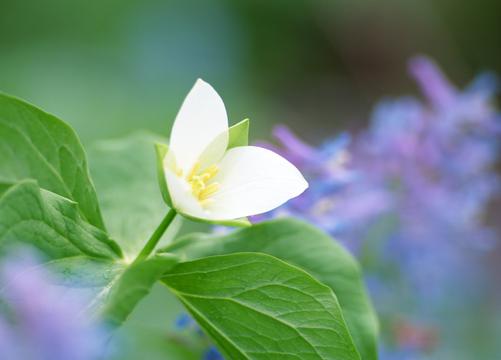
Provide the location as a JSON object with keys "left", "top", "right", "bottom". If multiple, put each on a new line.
{"left": 186, "top": 162, "right": 220, "bottom": 206}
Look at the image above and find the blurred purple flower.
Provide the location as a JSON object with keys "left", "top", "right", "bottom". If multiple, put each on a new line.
{"left": 365, "top": 57, "right": 499, "bottom": 295}
{"left": 408, "top": 56, "right": 457, "bottom": 109}
{"left": 261, "top": 55, "right": 499, "bottom": 273}
{"left": 0, "top": 250, "right": 106, "bottom": 360}
{"left": 255, "top": 56, "right": 500, "bottom": 358}
{"left": 254, "top": 125, "right": 389, "bottom": 252}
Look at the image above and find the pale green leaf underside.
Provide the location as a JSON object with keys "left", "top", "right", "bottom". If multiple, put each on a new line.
{"left": 163, "top": 252, "right": 360, "bottom": 360}
{"left": 89, "top": 134, "right": 180, "bottom": 258}
{"left": 162, "top": 219, "right": 379, "bottom": 360}
{"left": 46, "top": 253, "right": 179, "bottom": 327}
{"left": 0, "top": 92, "right": 105, "bottom": 229}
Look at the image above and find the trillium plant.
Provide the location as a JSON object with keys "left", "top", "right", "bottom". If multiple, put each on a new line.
{"left": 0, "top": 80, "right": 378, "bottom": 359}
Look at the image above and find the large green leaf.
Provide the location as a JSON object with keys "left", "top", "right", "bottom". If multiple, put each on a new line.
{"left": 163, "top": 252, "right": 360, "bottom": 360}
{"left": 0, "top": 93, "right": 105, "bottom": 229}
{"left": 162, "top": 219, "right": 379, "bottom": 360}
{"left": 0, "top": 180, "right": 178, "bottom": 325}
{"left": 88, "top": 134, "right": 181, "bottom": 259}
{"left": 0, "top": 180, "right": 120, "bottom": 259}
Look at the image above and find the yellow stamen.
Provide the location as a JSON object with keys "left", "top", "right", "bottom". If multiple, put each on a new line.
{"left": 186, "top": 162, "right": 201, "bottom": 181}
{"left": 199, "top": 182, "right": 220, "bottom": 200}
{"left": 204, "top": 165, "right": 219, "bottom": 179}
{"left": 185, "top": 162, "right": 221, "bottom": 206}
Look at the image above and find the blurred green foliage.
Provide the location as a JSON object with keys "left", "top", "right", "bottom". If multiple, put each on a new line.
{"left": 0, "top": 0, "right": 499, "bottom": 143}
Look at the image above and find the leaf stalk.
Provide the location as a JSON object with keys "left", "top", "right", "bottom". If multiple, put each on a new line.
{"left": 134, "top": 209, "right": 177, "bottom": 263}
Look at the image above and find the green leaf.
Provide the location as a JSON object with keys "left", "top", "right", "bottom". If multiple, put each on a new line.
{"left": 0, "top": 93, "right": 105, "bottom": 229}
{"left": 163, "top": 252, "right": 361, "bottom": 360}
{"left": 100, "top": 253, "right": 179, "bottom": 326}
{"left": 47, "top": 253, "right": 179, "bottom": 327}
{"left": 227, "top": 118, "right": 250, "bottom": 149}
{"left": 0, "top": 180, "right": 178, "bottom": 325}
{"left": 162, "top": 219, "right": 379, "bottom": 360}
{"left": 0, "top": 182, "right": 13, "bottom": 198}
{"left": 88, "top": 134, "right": 180, "bottom": 258}
{"left": 0, "top": 180, "right": 121, "bottom": 259}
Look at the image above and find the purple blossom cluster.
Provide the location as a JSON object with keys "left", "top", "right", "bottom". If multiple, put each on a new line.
{"left": 0, "top": 250, "right": 106, "bottom": 360}
{"left": 256, "top": 56, "right": 500, "bottom": 357}
{"left": 262, "top": 56, "right": 499, "bottom": 277}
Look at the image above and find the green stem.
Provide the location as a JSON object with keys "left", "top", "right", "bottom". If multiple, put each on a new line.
{"left": 134, "top": 209, "right": 177, "bottom": 263}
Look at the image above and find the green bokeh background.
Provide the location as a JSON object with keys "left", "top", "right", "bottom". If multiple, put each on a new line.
{"left": 1, "top": 0, "right": 500, "bottom": 144}
{"left": 1, "top": 0, "right": 500, "bottom": 358}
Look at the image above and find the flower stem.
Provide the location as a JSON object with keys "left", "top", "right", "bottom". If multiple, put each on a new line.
{"left": 134, "top": 209, "right": 177, "bottom": 263}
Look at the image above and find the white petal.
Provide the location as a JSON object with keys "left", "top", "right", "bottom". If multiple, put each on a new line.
{"left": 169, "top": 79, "right": 229, "bottom": 174}
{"left": 164, "top": 166, "right": 206, "bottom": 219}
{"left": 197, "top": 130, "right": 229, "bottom": 171}
{"left": 206, "top": 146, "right": 308, "bottom": 219}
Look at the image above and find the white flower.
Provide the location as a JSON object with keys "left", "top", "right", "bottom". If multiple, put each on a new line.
{"left": 163, "top": 79, "right": 308, "bottom": 222}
